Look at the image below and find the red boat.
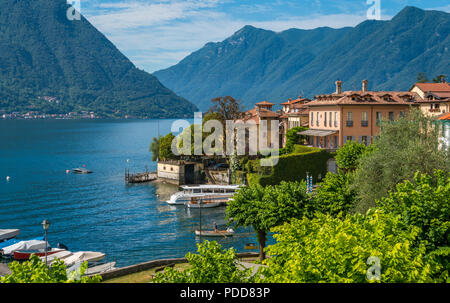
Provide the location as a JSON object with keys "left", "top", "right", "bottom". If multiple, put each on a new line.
{"left": 13, "top": 249, "right": 66, "bottom": 260}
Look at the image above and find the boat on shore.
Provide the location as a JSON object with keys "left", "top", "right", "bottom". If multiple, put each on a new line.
{"left": 195, "top": 229, "right": 234, "bottom": 237}
{"left": 166, "top": 184, "right": 241, "bottom": 205}
{"left": 0, "top": 229, "right": 20, "bottom": 242}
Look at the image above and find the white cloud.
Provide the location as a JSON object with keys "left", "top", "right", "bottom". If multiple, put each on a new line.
{"left": 83, "top": 1, "right": 375, "bottom": 72}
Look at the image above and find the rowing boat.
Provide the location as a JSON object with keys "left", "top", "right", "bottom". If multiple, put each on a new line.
{"left": 195, "top": 229, "right": 234, "bottom": 237}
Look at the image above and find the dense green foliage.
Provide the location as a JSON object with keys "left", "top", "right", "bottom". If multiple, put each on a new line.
{"left": 159, "top": 133, "right": 178, "bottom": 161}
{"left": 246, "top": 148, "right": 332, "bottom": 186}
{"left": 149, "top": 136, "right": 161, "bottom": 161}
{"left": 352, "top": 109, "right": 450, "bottom": 212}
{"left": 155, "top": 7, "right": 450, "bottom": 110}
{"left": 335, "top": 141, "right": 369, "bottom": 172}
{"left": 378, "top": 170, "right": 450, "bottom": 251}
{"left": 312, "top": 171, "right": 357, "bottom": 216}
{"left": 261, "top": 210, "right": 442, "bottom": 283}
{"left": 284, "top": 126, "right": 308, "bottom": 153}
{"left": 0, "top": 255, "right": 101, "bottom": 283}
{"left": 152, "top": 241, "right": 254, "bottom": 283}
{"left": 226, "top": 181, "right": 311, "bottom": 261}
{"left": 0, "top": 0, "right": 196, "bottom": 118}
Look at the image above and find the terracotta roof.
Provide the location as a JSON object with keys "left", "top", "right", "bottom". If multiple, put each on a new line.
{"left": 413, "top": 83, "right": 450, "bottom": 93}
{"left": 239, "top": 107, "right": 280, "bottom": 124}
{"left": 307, "top": 91, "right": 417, "bottom": 106}
{"left": 280, "top": 97, "right": 310, "bottom": 105}
{"left": 255, "top": 101, "right": 275, "bottom": 106}
{"left": 438, "top": 113, "right": 450, "bottom": 120}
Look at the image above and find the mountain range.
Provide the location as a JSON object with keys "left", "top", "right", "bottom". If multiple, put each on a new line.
{"left": 0, "top": 0, "right": 197, "bottom": 118}
{"left": 154, "top": 6, "right": 450, "bottom": 111}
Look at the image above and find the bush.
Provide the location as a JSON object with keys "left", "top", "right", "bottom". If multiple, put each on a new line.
{"left": 312, "top": 171, "right": 356, "bottom": 216}
{"left": 335, "top": 141, "right": 369, "bottom": 172}
{"left": 152, "top": 241, "right": 254, "bottom": 283}
{"left": 252, "top": 149, "right": 333, "bottom": 186}
{"left": 261, "top": 210, "right": 443, "bottom": 283}
{"left": 0, "top": 255, "right": 102, "bottom": 283}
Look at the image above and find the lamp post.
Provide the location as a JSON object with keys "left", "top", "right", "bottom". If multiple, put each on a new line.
{"left": 41, "top": 220, "right": 50, "bottom": 266}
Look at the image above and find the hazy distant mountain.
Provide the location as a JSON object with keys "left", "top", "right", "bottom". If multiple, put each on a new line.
{"left": 154, "top": 6, "right": 450, "bottom": 111}
{"left": 0, "top": 0, "right": 197, "bottom": 118}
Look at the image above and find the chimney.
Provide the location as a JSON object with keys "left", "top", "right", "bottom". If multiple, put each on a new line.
{"left": 335, "top": 80, "right": 343, "bottom": 94}
{"left": 362, "top": 80, "right": 368, "bottom": 93}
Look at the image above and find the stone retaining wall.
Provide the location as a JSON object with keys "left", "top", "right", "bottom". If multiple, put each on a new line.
{"left": 98, "top": 252, "right": 259, "bottom": 281}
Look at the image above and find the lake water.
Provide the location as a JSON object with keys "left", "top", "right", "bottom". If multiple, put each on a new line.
{"left": 0, "top": 119, "right": 257, "bottom": 267}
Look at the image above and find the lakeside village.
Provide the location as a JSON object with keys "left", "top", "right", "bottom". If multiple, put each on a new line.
{"left": 1, "top": 79, "right": 449, "bottom": 283}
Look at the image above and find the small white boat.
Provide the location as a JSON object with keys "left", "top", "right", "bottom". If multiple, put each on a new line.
{"left": 0, "top": 229, "right": 19, "bottom": 242}
{"left": 195, "top": 228, "right": 234, "bottom": 237}
{"left": 39, "top": 250, "right": 73, "bottom": 263}
{"left": 72, "top": 168, "right": 93, "bottom": 174}
{"left": 63, "top": 251, "right": 106, "bottom": 267}
{"left": 84, "top": 262, "right": 116, "bottom": 275}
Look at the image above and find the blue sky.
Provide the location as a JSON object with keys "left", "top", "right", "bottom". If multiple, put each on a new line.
{"left": 80, "top": 0, "right": 450, "bottom": 72}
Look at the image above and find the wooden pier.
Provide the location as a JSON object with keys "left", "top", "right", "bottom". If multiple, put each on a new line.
{"left": 125, "top": 169, "right": 157, "bottom": 184}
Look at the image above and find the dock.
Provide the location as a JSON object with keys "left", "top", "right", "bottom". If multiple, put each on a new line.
{"left": 125, "top": 169, "right": 157, "bottom": 184}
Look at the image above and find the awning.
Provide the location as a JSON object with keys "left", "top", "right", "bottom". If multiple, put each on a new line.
{"left": 298, "top": 130, "right": 338, "bottom": 137}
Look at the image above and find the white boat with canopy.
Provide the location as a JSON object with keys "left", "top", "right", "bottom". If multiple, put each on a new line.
{"left": 166, "top": 184, "right": 241, "bottom": 205}
{"left": 1, "top": 240, "right": 48, "bottom": 256}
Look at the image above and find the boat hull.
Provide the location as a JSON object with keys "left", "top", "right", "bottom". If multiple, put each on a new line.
{"left": 195, "top": 230, "right": 234, "bottom": 237}
{"left": 14, "top": 249, "right": 66, "bottom": 260}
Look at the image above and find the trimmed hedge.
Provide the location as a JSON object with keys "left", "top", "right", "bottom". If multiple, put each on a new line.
{"left": 244, "top": 147, "right": 334, "bottom": 186}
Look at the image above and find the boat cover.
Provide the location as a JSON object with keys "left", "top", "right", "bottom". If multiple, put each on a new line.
{"left": 1, "top": 240, "right": 48, "bottom": 255}
{"left": 0, "top": 229, "right": 20, "bottom": 241}
{"left": 0, "top": 236, "right": 44, "bottom": 250}
{"left": 63, "top": 251, "right": 105, "bottom": 266}
{"left": 40, "top": 250, "right": 73, "bottom": 263}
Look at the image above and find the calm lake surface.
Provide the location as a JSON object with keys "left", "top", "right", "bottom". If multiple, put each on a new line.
{"left": 0, "top": 119, "right": 258, "bottom": 267}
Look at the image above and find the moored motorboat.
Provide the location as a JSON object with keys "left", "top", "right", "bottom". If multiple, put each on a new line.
{"left": 195, "top": 228, "right": 234, "bottom": 237}
{"left": 72, "top": 168, "right": 93, "bottom": 174}
{"left": 39, "top": 250, "right": 73, "bottom": 263}
{"left": 84, "top": 262, "right": 116, "bottom": 275}
{"left": 1, "top": 240, "right": 48, "bottom": 256}
{"left": 0, "top": 229, "right": 20, "bottom": 242}
{"left": 14, "top": 248, "right": 66, "bottom": 260}
{"left": 63, "top": 251, "right": 106, "bottom": 267}
{"left": 166, "top": 185, "right": 241, "bottom": 205}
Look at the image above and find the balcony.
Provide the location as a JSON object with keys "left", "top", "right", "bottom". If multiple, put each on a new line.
{"left": 429, "top": 109, "right": 441, "bottom": 113}
{"left": 346, "top": 120, "right": 353, "bottom": 127}
{"left": 361, "top": 120, "right": 369, "bottom": 127}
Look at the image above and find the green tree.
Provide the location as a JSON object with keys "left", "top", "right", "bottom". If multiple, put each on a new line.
{"left": 152, "top": 241, "right": 254, "bottom": 283}
{"left": 432, "top": 74, "right": 447, "bottom": 83}
{"left": 0, "top": 255, "right": 102, "bottom": 283}
{"left": 417, "top": 72, "right": 429, "bottom": 83}
{"left": 352, "top": 109, "right": 449, "bottom": 212}
{"left": 261, "top": 210, "right": 442, "bottom": 283}
{"left": 226, "top": 181, "right": 310, "bottom": 261}
{"left": 378, "top": 170, "right": 449, "bottom": 251}
{"left": 207, "top": 96, "right": 245, "bottom": 121}
{"left": 159, "top": 132, "right": 178, "bottom": 161}
{"left": 312, "top": 171, "right": 356, "bottom": 216}
{"left": 149, "top": 135, "right": 161, "bottom": 162}
{"left": 285, "top": 126, "right": 308, "bottom": 153}
{"left": 335, "top": 141, "right": 369, "bottom": 172}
